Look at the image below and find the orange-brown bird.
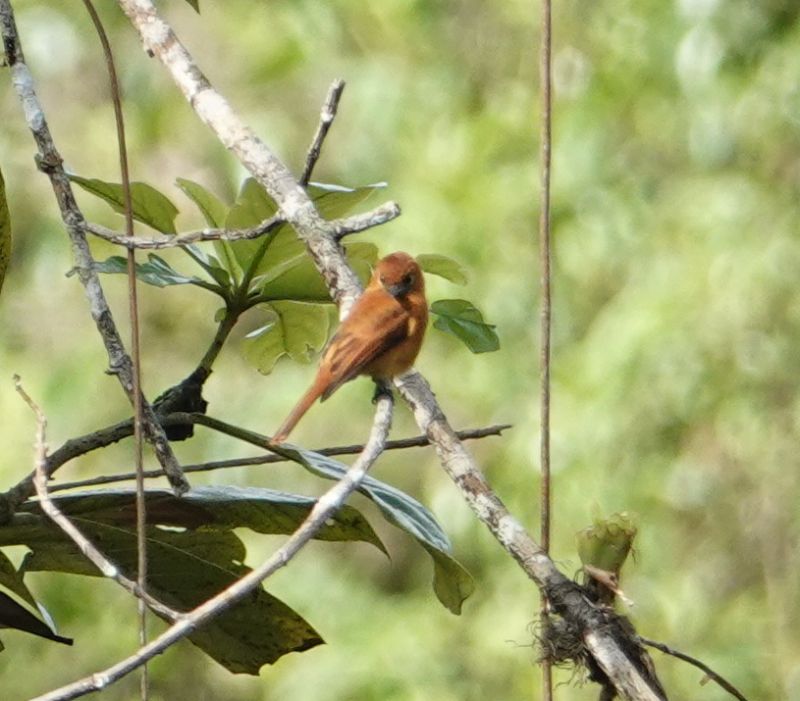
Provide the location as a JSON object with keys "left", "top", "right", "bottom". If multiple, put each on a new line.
{"left": 271, "top": 251, "right": 427, "bottom": 444}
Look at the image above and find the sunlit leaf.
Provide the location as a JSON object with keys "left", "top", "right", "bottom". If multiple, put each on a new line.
{"left": 242, "top": 301, "right": 331, "bottom": 374}
{"left": 416, "top": 254, "right": 468, "bottom": 285}
{"left": 175, "top": 177, "right": 227, "bottom": 228}
{"left": 0, "top": 167, "right": 10, "bottom": 298}
{"left": 224, "top": 179, "right": 385, "bottom": 289}
{"left": 70, "top": 174, "right": 179, "bottom": 234}
{"left": 175, "top": 177, "right": 239, "bottom": 280}
{"left": 277, "top": 446, "right": 475, "bottom": 614}
{"left": 431, "top": 299, "right": 500, "bottom": 353}
{"left": 307, "top": 181, "right": 385, "bottom": 219}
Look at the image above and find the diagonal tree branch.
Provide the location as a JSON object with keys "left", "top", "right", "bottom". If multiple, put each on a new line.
{"left": 0, "top": 1, "right": 189, "bottom": 496}
{"left": 116, "top": 1, "right": 668, "bottom": 698}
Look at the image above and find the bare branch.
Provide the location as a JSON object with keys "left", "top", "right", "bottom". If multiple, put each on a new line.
{"left": 640, "top": 638, "right": 749, "bottom": 701}
{"left": 31, "top": 394, "right": 394, "bottom": 701}
{"left": 0, "top": 2, "right": 188, "bottom": 495}
{"left": 45, "top": 420, "right": 513, "bottom": 493}
{"left": 330, "top": 201, "right": 402, "bottom": 240}
{"left": 300, "top": 79, "right": 346, "bottom": 186}
{"left": 14, "top": 377, "right": 181, "bottom": 623}
{"left": 84, "top": 215, "right": 282, "bottom": 249}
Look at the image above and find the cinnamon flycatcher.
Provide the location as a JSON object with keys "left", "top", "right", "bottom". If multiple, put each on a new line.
{"left": 271, "top": 251, "right": 427, "bottom": 444}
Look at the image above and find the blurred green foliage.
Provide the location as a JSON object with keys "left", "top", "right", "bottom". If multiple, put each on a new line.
{"left": 1, "top": 0, "right": 799, "bottom": 699}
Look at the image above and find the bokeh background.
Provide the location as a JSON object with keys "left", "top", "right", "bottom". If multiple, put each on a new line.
{"left": 1, "top": 0, "right": 799, "bottom": 698}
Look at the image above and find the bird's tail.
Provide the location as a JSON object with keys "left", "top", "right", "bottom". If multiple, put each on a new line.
{"left": 271, "top": 379, "right": 325, "bottom": 444}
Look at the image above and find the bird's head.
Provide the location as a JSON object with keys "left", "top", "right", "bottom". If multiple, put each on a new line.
{"left": 374, "top": 252, "right": 424, "bottom": 298}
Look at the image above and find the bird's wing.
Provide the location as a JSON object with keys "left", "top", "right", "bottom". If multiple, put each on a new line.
{"left": 320, "top": 301, "right": 409, "bottom": 401}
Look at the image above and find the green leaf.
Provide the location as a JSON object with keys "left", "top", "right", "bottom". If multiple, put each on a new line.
{"left": 416, "top": 254, "right": 468, "bottom": 285}
{"left": 577, "top": 512, "right": 638, "bottom": 575}
{"left": 183, "top": 0, "right": 200, "bottom": 12}
{"left": 256, "top": 241, "right": 378, "bottom": 302}
{"left": 307, "top": 181, "right": 385, "bottom": 219}
{"left": 175, "top": 178, "right": 239, "bottom": 282}
{"left": 0, "top": 167, "right": 11, "bottom": 297}
{"left": 181, "top": 244, "right": 234, "bottom": 289}
{"left": 175, "top": 178, "right": 227, "bottom": 228}
{"left": 70, "top": 174, "right": 179, "bottom": 234}
{"left": 431, "top": 299, "right": 500, "bottom": 353}
{"left": 5, "top": 486, "right": 386, "bottom": 672}
{"left": 93, "top": 254, "right": 222, "bottom": 293}
{"left": 224, "top": 179, "right": 384, "bottom": 289}
{"left": 242, "top": 301, "right": 331, "bottom": 374}
{"left": 278, "top": 446, "right": 475, "bottom": 614}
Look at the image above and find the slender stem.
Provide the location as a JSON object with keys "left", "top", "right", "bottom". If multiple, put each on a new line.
{"left": 79, "top": 2, "right": 149, "bottom": 695}
{"left": 45, "top": 422, "right": 512, "bottom": 492}
{"left": 198, "top": 305, "right": 240, "bottom": 372}
{"left": 640, "top": 638, "right": 749, "bottom": 701}
{"left": 538, "top": 0, "right": 554, "bottom": 697}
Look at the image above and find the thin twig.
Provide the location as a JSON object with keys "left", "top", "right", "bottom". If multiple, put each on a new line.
{"left": 30, "top": 394, "right": 394, "bottom": 701}
{"left": 13, "top": 376, "right": 180, "bottom": 623}
{"left": 0, "top": 1, "right": 189, "bottom": 496}
{"left": 300, "top": 80, "right": 345, "bottom": 186}
{"left": 45, "top": 422, "right": 513, "bottom": 493}
{"left": 78, "top": 4, "right": 150, "bottom": 693}
{"left": 538, "top": 0, "right": 554, "bottom": 698}
{"left": 84, "top": 215, "right": 282, "bottom": 249}
{"left": 330, "top": 201, "right": 401, "bottom": 240}
{"left": 640, "top": 638, "right": 749, "bottom": 701}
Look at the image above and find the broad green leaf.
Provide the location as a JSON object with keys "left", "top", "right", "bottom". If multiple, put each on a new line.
{"left": 416, "top": 253, "right": 468, "bottom": 285}
{"left": 70, "top": 174, "right": 179, "bottom": 234}
{"left": 0, "top": 167, "right": 10, "bottom": 297}
{"left": 242, "top": 301, "right": 330, "bottom": 374}
{"left": 256, "top": 242, "right": 378, "bottom": 301}
{"left": 175, "top": 177, "right": 227, "bottom": 228}
{"left": 277, "top": 446, "right": 475, "bottom": 614}
{"left": 25, "top": 486, "right": 384, "bottom": 552}
{"left": 21, "top": 523, "right": 315, "bottom": 671}
{"left": 6, "top": 486, "right": 386, "bottom": 671}
{"left": 431, "top": 299, "right": 500, "bottom": 353}
{"left": 93, "top": 254, "right": 222, "bottom": 293}
{"left": 224, "top": 179, "right": 384, "bottom": 288}
{"left": 307, "top": 181, "right": 385, "bottom": 219}
{"left": 175, "top": 177, "right": 239, "bottom": 281}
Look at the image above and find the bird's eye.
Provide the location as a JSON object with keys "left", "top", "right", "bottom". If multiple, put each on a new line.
{"left": 403, "top": 273, "right": 413, "bottom": 286}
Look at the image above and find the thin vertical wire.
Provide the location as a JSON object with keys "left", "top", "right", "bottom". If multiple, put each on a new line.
{"left": 80, "top": 2, "right": 149, "bottom": 698}
{"left": 538, "top": 0, "right": 554, "bottom": 698}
